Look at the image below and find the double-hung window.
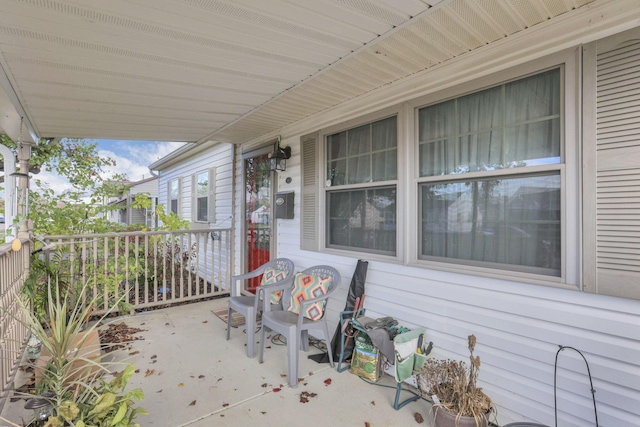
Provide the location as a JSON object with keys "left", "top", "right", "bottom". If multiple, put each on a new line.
{"left": 417, "top": 68, "right": 562, "bottom": 276}
{"left": 168, "top": 178, "right": 181, "bottom": 216}
{"left": 325, "top": 115, "right": 398, "bottom": 255}
{"left": 193, "top": 168, "right": 216, "bottom": 223}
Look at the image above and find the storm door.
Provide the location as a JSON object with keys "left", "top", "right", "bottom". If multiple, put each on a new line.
{"left": 244, "top": 151, "right": 274, "bottom": 292}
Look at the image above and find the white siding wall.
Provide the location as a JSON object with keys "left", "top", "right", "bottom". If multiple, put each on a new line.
{"left": 157, "top": 143, "right": 233, "bottom": 228}
{"left": 231, "top": 16, "right": 640, "bottom": 427}
{"left": 130, "top": 179, "right": 158, "bottom": 197}
{"left": 156, "top": 142, "right": 235, "bottom": 287}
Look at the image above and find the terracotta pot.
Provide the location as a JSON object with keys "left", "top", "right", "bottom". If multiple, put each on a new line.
{"left": 433, "top": 406, "right": 488, "bottom": 427}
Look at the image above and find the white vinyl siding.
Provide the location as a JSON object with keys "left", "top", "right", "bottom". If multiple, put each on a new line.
{"left": 157, "top": 142, "right": 233, "bottom": 229}
{"left": 583, "top": 27, "right": 640, "bottom": 300}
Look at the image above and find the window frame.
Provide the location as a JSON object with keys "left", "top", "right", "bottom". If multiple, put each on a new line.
{"left": 307, "top": 49, "right": 580, "bottom": 288}
{"left": 168, "top": 177, "right": 181, "bottom": 217}
{"left": 192, "top": 167, "right": 216, "bottom": 224}
{"left": 318, "top": 106, "right": 404, "bottom": 261}
{"left": 407, "top": 50, "right": 580, "bottom": 287}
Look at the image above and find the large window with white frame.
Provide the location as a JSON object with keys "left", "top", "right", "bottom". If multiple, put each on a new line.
{"left": 417, "top": 68, "right": 562, "bottom": 276}
{"left": 325, "top": 115, "right": 398, "bottom": 255}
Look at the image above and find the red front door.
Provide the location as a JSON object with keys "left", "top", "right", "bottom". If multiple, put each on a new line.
{"left": 244, "top": 153, "right": 273, "bottom": 292}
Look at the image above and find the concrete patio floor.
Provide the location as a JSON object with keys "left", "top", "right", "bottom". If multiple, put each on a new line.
{"left": 2, "top": 298, "right": 433, "bottom": 427}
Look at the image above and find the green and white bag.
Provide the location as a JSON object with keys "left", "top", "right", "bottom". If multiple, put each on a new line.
{"left": 393, "top": 328, "right": 428, "bottom": 383}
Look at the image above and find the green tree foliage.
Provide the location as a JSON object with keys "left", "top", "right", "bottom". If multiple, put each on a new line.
{"left": 1, "top": 136, "right": 133, "bottom": 236}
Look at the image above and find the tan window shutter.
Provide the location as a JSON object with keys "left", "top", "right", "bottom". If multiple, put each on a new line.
{"left": 300, "top": 132, "right": 319, "bottom": 251}
{"left": 583, "top": 29, "right": 640, "bottom": 299}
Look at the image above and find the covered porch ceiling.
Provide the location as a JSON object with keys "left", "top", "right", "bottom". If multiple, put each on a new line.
{"left": 0, "top": 0, "right": 597, "bottom": 145}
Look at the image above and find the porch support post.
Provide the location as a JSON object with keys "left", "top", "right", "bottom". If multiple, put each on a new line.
{"left": 0, "top": 144, "right": 16, "bottom": 239}
{"left": 15, "top": 138, "right": 32, "bottom": 239}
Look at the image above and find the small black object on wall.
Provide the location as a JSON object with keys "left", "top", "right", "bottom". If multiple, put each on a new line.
{"left": 274, "top": 191, "right": 294, "bottom": 219}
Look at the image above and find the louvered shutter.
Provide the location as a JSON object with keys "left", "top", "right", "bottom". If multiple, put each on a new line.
{"left": 300, "top": 132, "right": 319, "bottom": 251}
{"left": 583, "top": 29, "right": 640, "bottom": 300}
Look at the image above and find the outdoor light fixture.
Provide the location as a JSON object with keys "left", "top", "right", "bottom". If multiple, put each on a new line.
{"left": 24, "top": 392, "right": 55, "bottom": 424}
{"left": 268, "top": 137, "right": 291, "bottom": 172}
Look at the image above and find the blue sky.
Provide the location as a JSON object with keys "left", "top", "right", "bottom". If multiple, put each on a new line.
{"left": 37, "top": 139, "right": 186, "bottom": 193}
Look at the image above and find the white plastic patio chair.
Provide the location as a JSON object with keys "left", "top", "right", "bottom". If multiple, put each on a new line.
{"left": 226, "top": 258, "right": 295, "bottom": 358}
{"left": 258, "top": 265, "right": 341, "bottom": 387}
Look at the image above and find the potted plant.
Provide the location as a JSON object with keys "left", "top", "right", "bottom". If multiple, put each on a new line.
{"left": 3, "top": 280, "right": 146, "bottom": 426}
{"left": 417, "top": 335, "right": 493, "bottom": 427}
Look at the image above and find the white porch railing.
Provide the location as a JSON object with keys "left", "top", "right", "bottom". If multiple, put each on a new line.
{"left": 38, "top": 228, "right": 232, "bottom": 314}
{"left": 0, "top": 238, "right": 30, "bottom": 413}
{"left": 0, "top": 228, "right": 232, "bottom": 411}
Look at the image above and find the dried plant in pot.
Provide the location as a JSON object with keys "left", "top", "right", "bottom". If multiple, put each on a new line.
{"left": 417, "top": 335, "right": 493, "bottom": 427}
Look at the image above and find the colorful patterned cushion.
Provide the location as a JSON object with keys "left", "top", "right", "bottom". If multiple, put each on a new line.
{"left": 260, "top": 267, "right": 288, "bottom": 304}
{"left": 287, "top": 273, "right": 332, "bottom": 320}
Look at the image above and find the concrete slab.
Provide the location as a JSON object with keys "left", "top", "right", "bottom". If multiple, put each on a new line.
{"left": 1, "top": 298, "right": 433, "bottom": 427}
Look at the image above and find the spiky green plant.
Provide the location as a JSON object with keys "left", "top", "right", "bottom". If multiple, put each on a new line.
{"left": 13, "top": 280, "right": 146, "bottom": 426}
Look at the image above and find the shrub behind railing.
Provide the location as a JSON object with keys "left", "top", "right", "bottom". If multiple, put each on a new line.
{"left": 29, "top": 228, "right": 231, "bottom": 318}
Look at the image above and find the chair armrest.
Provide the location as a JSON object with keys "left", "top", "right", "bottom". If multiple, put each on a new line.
{"left": 231, "top": 270, "right": 262, "bottom": 282}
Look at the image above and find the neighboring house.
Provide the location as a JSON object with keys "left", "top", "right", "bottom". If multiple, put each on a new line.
{"left": 151, "top": 16, "right": 640, "bottom": 427}
{"left": 106, "top": 176, "right": 158, "bottom": 228}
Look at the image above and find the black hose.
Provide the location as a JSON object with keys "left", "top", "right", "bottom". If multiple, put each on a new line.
{"left": 553, "top": 345, "right": 599, "bottom": 427}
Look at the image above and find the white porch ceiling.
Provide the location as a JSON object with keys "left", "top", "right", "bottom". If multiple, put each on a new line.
{"left": 0, "top": 0, "right": 596, "bottom": 145}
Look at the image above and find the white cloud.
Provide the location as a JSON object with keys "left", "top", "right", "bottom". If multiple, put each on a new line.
{"left": 28, "top": 140, "right": 185, "bottom": 195}
{"left": 98, "top": 141, "right": 185, "bottom": 181}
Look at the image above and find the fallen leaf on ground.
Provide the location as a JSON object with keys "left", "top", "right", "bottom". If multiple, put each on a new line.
{"left": 261, "top": 383, "right": 268, "bottom": 388}
{"left": 189, "top": 400, "right": 196, "bottom": 406}
{"left": 156, "top": 390, "right": 162, "bottom": 393}
{"left": 414, "top": 413, "right": 424, "bottom": 423}
{"left": 151, "top": 355, "right": 157, "bottom": 359}
{"left": 145, "top": 369, "right": 155, "bottom": 377}
{"left": 202, "top": 320, "right": 208, "bottom": 323}
{"left": 129, "top": 351, "right": 140, "bottom": 356}
{"left": 198, "top": 374, "right": 205, "bottom": 379}
{"left": 324, "top": 378, "right": 332, "bottom": 386}
{"left": 272, "top": 388, "right": 281, "bottom": 392}
{"left": 371, "top": 401, "right": 375, "bottom": 406}
{"left": 222, "top": 403, "right": 229, "bottom": 407}
{"left": 365, "top": 423, "right": 371, "bottom": 427}
{"left": 178, "top": 383, "right": 184, "bottom": 388}
{"left": 299, "top": 391, "right": 317, "bottom": 403}
{"left": 99, "top": 322, "right": 145, "bottom": 352}
{"left": 261, "top": 412, "right": 267, "bottom": 415}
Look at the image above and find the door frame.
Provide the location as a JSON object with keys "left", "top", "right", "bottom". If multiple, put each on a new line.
{"left": 241, "top": 144, "right": 277, "bottom": 286}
